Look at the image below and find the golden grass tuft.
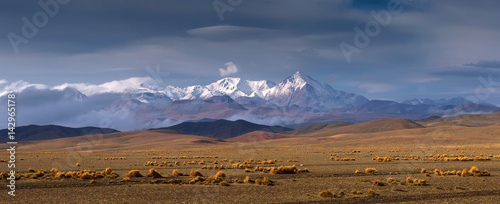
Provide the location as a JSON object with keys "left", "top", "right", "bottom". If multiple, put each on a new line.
{"left": 355, "top": 170, "right": 360, "bottom": 174}
{"left": 103, "top": 168, "right": 113, "bottom": 175}
{"left": 214, "top": 171, "right": 226, "bottom": 179}
{"left": 80, "top": 172, "right": 92, "bottom": 179}
{"left": 190, "top": 170, "right": 203, "bottom": 177}
{"left": 365, "top": 168, "right": 377, "bottom": 174}
{"left": 434, "top": 169, "right": 443, "bottom": 176}
{"left": 387, "top": 177, "right": 395, "bottom": 183}
{"left": 76, "top": 163, "right": 80, "bottom": 167}
{"left": 421, "top": 168, "right": 426, "bottom": 174}
{"left": 413, "top": 179, "right": 428, "bottom": 186}
{"left": 219, "top": 181, "right": 230, "bottom": 186}
{"left": 147, "top": 168, "right": 163, "bottom": 178}
{"left": 172, "top": 169, "right": 183, "bottom": 177}
{"left": 406, "top": 177, "right": 413, "bottom": 183}
{"left": 318, "top": 190, "right": 335, "bottom": 198}
{"left": 270, "top": 165, "right": 297, "bottom": 174}
{"left": 28, "top": 168, "right": 35, "bottom": 173}
{"left": 126, "top": 170, "right": 143, "bottom": 177}
{"left": 244, "top": 176, "right": 254, "bottom": 183}
{"left": 121, "top": 177, "right": 131, "bottom": 182}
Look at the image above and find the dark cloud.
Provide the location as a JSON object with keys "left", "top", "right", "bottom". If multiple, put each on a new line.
{"left": 0, "top": 0, "right": 500, "bottom": 104}
{"left": 464, "top": 60, "right": 500, "bottom": 68}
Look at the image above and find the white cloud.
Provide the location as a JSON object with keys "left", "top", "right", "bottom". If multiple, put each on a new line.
{"left": 408, "top": 77, "right": 441, "bottom": 83}
{"left": 0, "top": 79, "right": 7, "bottom": 85}
{"left": 219, "top": 62, "right": 239, "bottom": 77}
{"left": 356, "top": 82, "right": 396, "bottom": 93}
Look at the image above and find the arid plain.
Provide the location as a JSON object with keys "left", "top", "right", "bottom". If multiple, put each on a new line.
{"left": 1, "top": 113, "right": 500, "bottom": 203}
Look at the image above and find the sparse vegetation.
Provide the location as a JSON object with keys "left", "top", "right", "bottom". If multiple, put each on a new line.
{"left": 365, "top": 168, "right": 378, "bottom": 174}
{"left": 319, "top": 190, "right": 335, "bottom": 198}
{"left": 126, "top": 170, "right": 143, "bottom": 177}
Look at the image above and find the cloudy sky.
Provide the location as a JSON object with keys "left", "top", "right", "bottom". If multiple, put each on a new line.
{"left": 1, "top": 0, "right": 500, "bottom": 104}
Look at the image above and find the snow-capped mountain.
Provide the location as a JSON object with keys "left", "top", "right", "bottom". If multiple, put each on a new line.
{"left": 265, "top": 72, "right": 368, "bottom": 109}
{"left": 165, "top": 77, "right": 276, "bottom": 100}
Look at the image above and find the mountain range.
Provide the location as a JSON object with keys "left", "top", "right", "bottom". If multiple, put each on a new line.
{"left": 0, "top": 72, "right": 498, "bottom": 131}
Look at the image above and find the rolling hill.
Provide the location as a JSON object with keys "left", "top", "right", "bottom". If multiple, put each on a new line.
{"left": 0, "top": 125, "right": 119, "bottom": 143}
{"left": 153, "top": 119, "right": 293, "bottom": 140}
{"left": 292, "top": 118, "right": 424, "bottom": 137}
{"left": 417, "top": 112, "right": 500, "bottom": 127}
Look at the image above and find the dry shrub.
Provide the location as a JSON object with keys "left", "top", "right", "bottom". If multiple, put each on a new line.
{"left": 172, "top": 169, "right": 183, "bottom": 177}
{"left": 406, "top": 177, "right": 413, "bottom": 183}
{"left": 413, "top": 179, "right": 428, "bottom": 186}
{"left": 121, "top": 177, "right": 131, "bottom": 182}
{"left": 365, "top": 168, "right": 377, "bottom": 174}
{"left": 372, "top": 180, "right": 386, "bottom": 186}
{"left": 351, "top": 190, "right": 363, "bottom": 195}
{"left": 421, "top": 168, "right": 426, "bottom": 174}
{"left": 126, "top": 170, "right": 143, "bottom": 177}
{"left": 219, "top": 181, "right": 230, "bottom": 186}
{"left": 189, "top": 176, "right": 205, "bottom": 184}
{"left": 469, "top": 166, "right": 480, "bottom": 174}
{"left": 355, "top": 170, "right": 360, "bottom": 174}
{"left": 103, "top": 168, "right": 113, "bottom": 175}
{"left": 90, "top": 180, "right": 95, "bottom": 184}
{"left": 434, "top": 169, "right": 443, "bottom": 176}
{"left": 256, "top": 177, "right": 274, "bottom": 186}
{"left": 147, "top": 169, "right": 163, "bottom": 178}
{"left": 244, "top": 176, "right": 254, "bottom": 183}
{"left": 387, "top": 177, "right": 395, "bottom": 183}
{"left": 270, "top": 165, "right": 297, "bottom": 174}
{"left": 190, "top": 170, "right": 203, "bottom": 177}
{"left": 244, "top": 168, "right": 251, "bottom": 172}
{"left": 214, "top": 171, "right": 226, "bottom": 179}
{"left": 76, "top": 163, "right": 80, "bottom": 167}
{"left": 80, "top": 172, "right": 92, "bottom": 179}
{"left": 28, "top": 168, "right": 35, "bottom": 173}
{"left": 55, "top": 172, "right": 65, "bottom": 178}
{"left": 35, "top": 170, "right": 45, "bottom": 178}
{"left": 318, "top": 190, "right": 335, "bottom": 198}
{"left": 50, "top": 168, "right": 59, "bottom": 173}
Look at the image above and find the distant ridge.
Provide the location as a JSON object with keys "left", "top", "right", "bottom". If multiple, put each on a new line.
{"left": 0, "top": 125, "right": 119, "bottom": 143}
{"left": 416, "top": 112, "right": 500, "bottom": 127}
{"left": 154, "top": 119, "right": 293, "bottom": 140}
{"left": 284, "top": 122, "right": 353, "bottom": 135}
{"left": 292, "top": 118, "right": 424, "bottom": 137}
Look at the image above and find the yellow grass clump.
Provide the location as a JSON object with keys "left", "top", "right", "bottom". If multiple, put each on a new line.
{"left": 76, "top": 163, "right": 80, "bottom": 167}
{"left": 318, "top": 190, "right": 335, "bottom": 198}
{"left": 421, "top": 168, "right": 426, "bottom": 174}
{"left": 103, "top": 168, "right": 113, "bottom": 175}
{"left": 214, "top": 171, "right": 226, "bottom": 179}
{"left": 126, "top": 170, "right": 143, "bottom": 177}
{"left": 28, "top": 168, "right": 35, "bottom": 173}
{"left": 270, "top": 165, "right": 297, "bottom": 174}
{"left": 365, "top": 168, "right": 377, "bottom": 174}
{"left": 80, "top": 172, "right": 92, "bottom": 179}
{"left": 406, "top": 177, "right": 414, "bottom": 183}
{"left": 387, "top": 177, "right": 395, "bottom": 183}
{"left": 244, "top": 176, "right": 254, "bottom": 183}
{"left": 190, "top": 170, "right": 203, "bottom": 177}
{"left": 147, "top": 169, "right": 163, "bottom": 178}
{"left": 355, "top": 170, "right": 360, "bottom": 174}
{"left": 172, "top": 169, "right": 183, "bottom": 177}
